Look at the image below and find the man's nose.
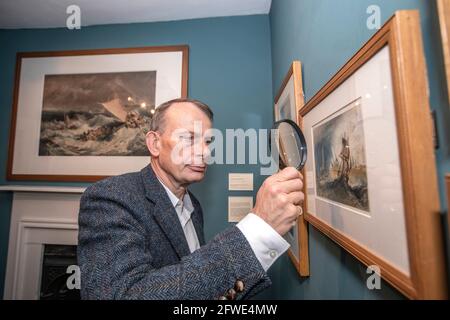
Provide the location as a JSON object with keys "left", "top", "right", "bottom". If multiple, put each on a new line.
{"left": 202, "top": 143, "right": 211, "bottom": 162}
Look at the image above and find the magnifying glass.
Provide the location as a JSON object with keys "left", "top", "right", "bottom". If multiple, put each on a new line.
{"left": 270, "top": 119, "right": 307, "bottom": 170}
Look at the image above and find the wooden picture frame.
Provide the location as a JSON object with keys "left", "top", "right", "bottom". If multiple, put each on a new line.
{"left": 446, "top": 173, "right": 450, "bottom": 225}
{"left": 438, "top": 0, "right": 450, "bottom": 104}
{"left": 299, "top": 11, "right": 447, "bottom": 299}
{"left": 7, "top": 45, "right": 189, "bottom": 182}
{"left": 274, "top": 61, "right": 310, "bottom": 277}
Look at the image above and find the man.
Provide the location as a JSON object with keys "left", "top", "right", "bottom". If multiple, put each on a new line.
{"left": 78, "top": 98, "right": 304, "bottom": 300}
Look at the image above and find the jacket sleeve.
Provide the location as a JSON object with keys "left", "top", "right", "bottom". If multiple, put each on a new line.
{"left": 77, "top": 185, "right": 271, "bottom": 300}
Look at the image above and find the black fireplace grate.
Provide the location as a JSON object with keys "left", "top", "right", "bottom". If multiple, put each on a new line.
{"left": 40, "top": 244, "right": 80, "bottom": 300}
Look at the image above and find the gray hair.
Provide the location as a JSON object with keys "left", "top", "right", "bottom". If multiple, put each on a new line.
{"left": 149, "top": 98, "right": 214, "bottom": 133}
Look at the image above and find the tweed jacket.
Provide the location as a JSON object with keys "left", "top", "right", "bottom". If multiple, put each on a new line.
{"left": 77, "top": 164, "right": 271, "bottom": 299}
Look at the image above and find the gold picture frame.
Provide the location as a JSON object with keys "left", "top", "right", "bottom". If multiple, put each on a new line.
{"left": 274, "top": 61, "right": 310, "bottom": 277}
{"left": 438, "top": 0, "right": 450, "bottom": 104}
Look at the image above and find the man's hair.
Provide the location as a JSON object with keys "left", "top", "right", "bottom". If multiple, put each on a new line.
{"left": 149, "top": 98, "right": 214, "bottom": 132}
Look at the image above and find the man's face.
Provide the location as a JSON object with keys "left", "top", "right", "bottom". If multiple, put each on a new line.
{"left": 154, "top": 102, "right": 212, "bottom": 185}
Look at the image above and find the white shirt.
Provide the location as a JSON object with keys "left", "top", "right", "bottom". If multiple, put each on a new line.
{"left": 157, "top": 179, "right": 289, "bottom": 272}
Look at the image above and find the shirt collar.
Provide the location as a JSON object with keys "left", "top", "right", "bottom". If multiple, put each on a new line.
{"left": 156, "top": 176, "right": 194, "bottom": 220}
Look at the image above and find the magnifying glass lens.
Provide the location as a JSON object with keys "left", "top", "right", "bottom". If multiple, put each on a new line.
{"left": 271, "top": 119, "right": 307, "bottom": 170}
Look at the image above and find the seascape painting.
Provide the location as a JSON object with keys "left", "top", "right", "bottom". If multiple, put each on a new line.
{"left": 312, "top": 98, "right": 370, "bottom": 212}
{"left": 39, "top": 71, "right": 156, "bottom": 156}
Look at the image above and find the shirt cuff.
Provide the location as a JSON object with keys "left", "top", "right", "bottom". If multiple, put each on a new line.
{"left": 236, "top": 213, "right": 290, "bottom": 272}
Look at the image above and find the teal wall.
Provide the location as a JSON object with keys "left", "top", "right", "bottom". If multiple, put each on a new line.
{"left": 269, "top": 0, "right": 448, "bottom": 299}
{"left": 0, "top": 15, "right": 275, "bottom": 298}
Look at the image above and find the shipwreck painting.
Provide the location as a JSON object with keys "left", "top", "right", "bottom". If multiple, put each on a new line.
{"left": 313, "top": 98, "right": 370, "bottom": 212}
{"left": 39, "top": 71, "right": 156, "bottom": 156}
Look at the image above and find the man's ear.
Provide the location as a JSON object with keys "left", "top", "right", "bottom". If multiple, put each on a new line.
{"left": 146, "top": 131, "right": 161, "bottom": 157}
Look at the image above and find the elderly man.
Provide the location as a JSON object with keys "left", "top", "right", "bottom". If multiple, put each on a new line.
{"left": 77, "top": 98, "right": 304, "bottom": 300}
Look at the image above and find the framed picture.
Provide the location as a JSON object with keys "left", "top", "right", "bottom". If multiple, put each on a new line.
{"left": 7, "top": 45, "right": 189, "bottom": 182}
{"left": 299, "top": 11, "right": 447, "bottom": 299}
{"left": 274, "top": 61, "right": 310, "bottom": 277}
{"left": 438, "top": 0, "right": 450, "bottom": 104}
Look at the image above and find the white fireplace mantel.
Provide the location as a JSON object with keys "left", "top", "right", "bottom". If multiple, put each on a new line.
{"left": 2, "top": 185, "right": 83, "bottom": 299}
{"left": 0, "top": 185, "right": 86, "bottom": 194}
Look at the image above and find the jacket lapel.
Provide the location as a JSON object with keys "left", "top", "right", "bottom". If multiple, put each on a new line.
{"left": 188, "top": 191, "right": 205, "bottom": 246}
{"left": 141, "top": 165, "right": 191, "bottom": 259}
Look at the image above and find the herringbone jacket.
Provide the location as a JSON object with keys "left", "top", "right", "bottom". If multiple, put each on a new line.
{"left": 77, "top": 164, "right": 271, "bottom": 299}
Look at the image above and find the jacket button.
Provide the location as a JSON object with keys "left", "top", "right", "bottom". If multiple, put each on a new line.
{"left": 226, "top": 288, "right": 236, "bottom": 300}
{"left": 218, "top": 295, "right": 228, "bottom": 300}
{"left": 234, "top": 280, "right": 244, "bottom": 292}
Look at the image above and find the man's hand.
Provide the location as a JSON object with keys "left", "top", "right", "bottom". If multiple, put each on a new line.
{"left": 252, "top": 167, "right": 304, "bottom": 236}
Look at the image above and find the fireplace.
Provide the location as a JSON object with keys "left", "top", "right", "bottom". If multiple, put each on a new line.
{"left": 2, "top": 186, "right": 83, "bottom": 299}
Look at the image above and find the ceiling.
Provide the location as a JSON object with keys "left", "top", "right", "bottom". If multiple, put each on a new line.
{"left": 0, "top": 0, "right": 272, "bottom": 29}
